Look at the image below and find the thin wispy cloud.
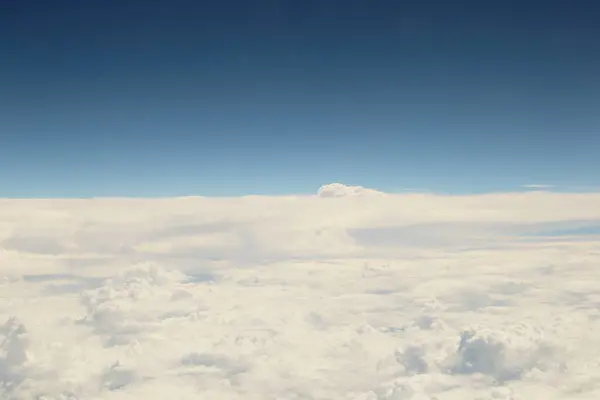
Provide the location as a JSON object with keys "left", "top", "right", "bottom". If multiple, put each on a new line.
{"left": 522, "top": 184, "right": 555, "bottom": 189}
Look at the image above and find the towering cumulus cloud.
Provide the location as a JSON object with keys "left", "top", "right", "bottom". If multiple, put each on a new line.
{"left": 317, "top": 182, "right": 384, "bottom": 198}
{"left": 1, "top": 185, "right": 600, "bottom": 398}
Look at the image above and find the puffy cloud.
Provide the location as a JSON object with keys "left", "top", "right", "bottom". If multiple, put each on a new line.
{"left": 317, "top": 182, "right": 384, "bottom": 198}
{"left": 0, "top": 187, "right": 600, "bottom": 398}
{"left": 0, "top": 317, "right": 29, "bottom": 397}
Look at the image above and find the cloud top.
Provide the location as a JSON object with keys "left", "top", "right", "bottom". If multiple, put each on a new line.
{"left": 317, "top": 182, "right": 383, "bottom": 198}
{"left": 1, "top": 186, "right": 600, "bottom": 398}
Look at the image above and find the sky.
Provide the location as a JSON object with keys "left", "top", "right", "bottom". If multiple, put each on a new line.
{"left": 1, "top": 0, "right": 599, "bottom": 197}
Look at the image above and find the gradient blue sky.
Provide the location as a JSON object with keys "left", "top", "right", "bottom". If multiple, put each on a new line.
{"left": 1, "top": 0, "right": 599, "bottom": 197}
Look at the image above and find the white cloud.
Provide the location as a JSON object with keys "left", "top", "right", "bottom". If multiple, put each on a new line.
{"left": 317, "top": 182, "right": 384, "bottom": 198}
{"left": 1, "top": 184, "right": 600, "bottom": 398}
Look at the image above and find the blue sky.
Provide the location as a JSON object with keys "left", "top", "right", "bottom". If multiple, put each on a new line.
{"left": 1, "top": 0, "right": 599, "bottom": 197}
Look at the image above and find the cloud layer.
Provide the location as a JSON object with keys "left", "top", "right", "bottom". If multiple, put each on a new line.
{"left": 1, "top": 184, "right": 600, "bottom": 398}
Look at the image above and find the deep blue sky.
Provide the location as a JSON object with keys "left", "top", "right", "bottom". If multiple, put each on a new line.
{"left": 1, "top": 0, "right": 599, "bottom": 196}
